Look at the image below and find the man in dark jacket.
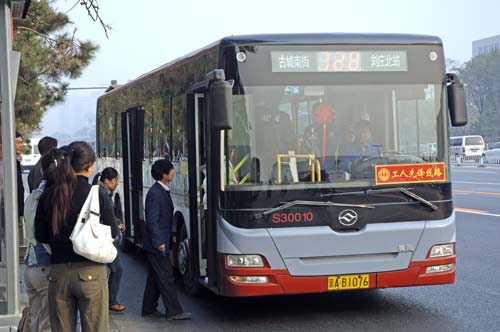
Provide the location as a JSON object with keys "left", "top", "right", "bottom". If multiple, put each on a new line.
{"left": 28, "top": 136, "right": 57, "bottom": 192}
{"left": 141, "top": 159, "right": 191, "bottom": 320}
{"left": 15, "top": 132, "right": 25, "bottom": 249}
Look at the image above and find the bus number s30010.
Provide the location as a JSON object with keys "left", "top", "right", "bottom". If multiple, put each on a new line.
{"left": 272, "top": 211, "right": 314, "bottom": 224}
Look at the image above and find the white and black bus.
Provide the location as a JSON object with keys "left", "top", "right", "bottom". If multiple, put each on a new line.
{"left": 96, "top": 34, "right": 467, "bottom": 296}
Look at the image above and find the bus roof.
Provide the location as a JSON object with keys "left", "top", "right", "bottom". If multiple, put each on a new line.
{"left": 220, "top": 33, "right": 443, "bottom": 46}
{"left": 100, "top": 33, "right": 442, "bottom": 98}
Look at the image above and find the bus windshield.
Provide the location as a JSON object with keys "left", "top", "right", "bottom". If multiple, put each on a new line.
{"left": 224, "top": 83, "right": 447, "bottom": 189}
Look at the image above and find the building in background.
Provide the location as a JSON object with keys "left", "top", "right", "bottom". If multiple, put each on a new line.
{"left": 472, "top": 34, "right": 500, "bottom": 57}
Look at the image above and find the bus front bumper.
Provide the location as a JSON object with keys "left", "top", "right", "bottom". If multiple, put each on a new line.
{"left": 220, "top": 255, "right": 456, "bottom": 297}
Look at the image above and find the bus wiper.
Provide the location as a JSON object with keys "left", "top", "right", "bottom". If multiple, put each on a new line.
{"left": 398, "top": 188, "right": 439, "bottom": 211}
{"left": 321, "top": 187, "right": 438, "bottom": 211}
{"left": 256, "top": 200, "right": 374, "bottom": 218}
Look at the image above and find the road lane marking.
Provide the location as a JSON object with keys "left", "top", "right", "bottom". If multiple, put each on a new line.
{"left": 453, "top": 189, "right": 500, "bottom": 196}
{"left": 454, "top": 181, "right": 500, "bottom": 186}
{"left": 455, "top": 208, "right": 500, "bottom": 218}
{"left": 455, "top": 208, "right": 487, "bottom": 213}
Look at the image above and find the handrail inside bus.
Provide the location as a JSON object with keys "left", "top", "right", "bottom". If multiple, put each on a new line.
{"left": 276, "top": 154, "right": 320, "bottom": 184}
{"left": 230, "top": 153, "right": 250, "bottom": 183}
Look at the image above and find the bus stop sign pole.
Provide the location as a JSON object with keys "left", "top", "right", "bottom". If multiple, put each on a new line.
{"left": 0, "top": 0, "right": 21, "bottom": 317}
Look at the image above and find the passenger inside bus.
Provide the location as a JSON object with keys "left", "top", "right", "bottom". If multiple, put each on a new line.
{"left": 302, "top": 102, "right": 339, "bottom": 173}
{"left": 339, "top": 120, "right": 382, "bottom": 170}
{"left": 253, "top": 90, "right": 295, "bottom": 183}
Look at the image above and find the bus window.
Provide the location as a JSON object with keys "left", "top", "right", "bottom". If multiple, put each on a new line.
{"left": 172, "top": 95, "right": 187, "bottom": 161}
{"left": 225, "top": 84, "right": 445, "bottom": 188}
{"left": 227, "top": 95, "right": 250, "bottom": 183}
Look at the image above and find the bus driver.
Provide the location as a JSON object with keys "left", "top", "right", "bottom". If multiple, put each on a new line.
{"left": 339, "top": 120, "right": 382, "bottom": 170}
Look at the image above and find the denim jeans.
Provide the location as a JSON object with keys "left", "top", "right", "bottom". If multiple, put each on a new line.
{"left": 108, "top": 249, "right": 123, "bottom": 306}
{"left": 25, "top": 265, "right": 51, "bottom": 332}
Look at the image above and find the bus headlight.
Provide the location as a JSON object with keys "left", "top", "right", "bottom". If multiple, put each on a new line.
{"left": 426, "top": 264, "right": 454, "bottom": 274}
{"left": 228, "top": 276, "right": 268, "bottom": 284}
{"left": 226, "top": 254, "right": 264, "bottom": 267}
{"left": 429, "top": 244, "right": 454, "bottom": 258}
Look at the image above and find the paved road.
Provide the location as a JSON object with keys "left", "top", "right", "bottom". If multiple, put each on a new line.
{"left": 108, "top": 164, "right": 500, "bottom": 332}
{"left": 25, "top": 168, "right": 500, "bottom": 332}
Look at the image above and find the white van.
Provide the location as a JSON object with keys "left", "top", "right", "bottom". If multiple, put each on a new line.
{"left": 21, "top": 137, "right": 41, "bottom": 172}
{"left": 449, "top": 135, "right": 485, "bottom": 160}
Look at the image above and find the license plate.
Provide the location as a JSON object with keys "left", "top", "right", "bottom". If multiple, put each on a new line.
{"left": 327, "top": 274, "right": 370, "bottom": 291}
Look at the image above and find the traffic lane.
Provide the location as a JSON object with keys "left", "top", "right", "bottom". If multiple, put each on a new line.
{"left": 452, "top": 211, "right": 500, "bottom": 332}
{"left": 450, "top": 166, "right": 500, "bottom": 184}
{"left": 453, "top": 190, "right": 500, "bottom": 216}
{"left": 451, "top": 166, "right": 500, "bottom": 214}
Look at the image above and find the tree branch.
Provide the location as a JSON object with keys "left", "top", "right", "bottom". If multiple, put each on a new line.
{"left": 15, "top": 25, "right": 83, "bottom": 51}
{"left": 80, "top": 0, "right": 111, "bottom": 38}
{"left": 16, "top": 26, "right": 58, "bottom": 44}
{"left": 65, "top": 0, "right": 81, "bottom": 14}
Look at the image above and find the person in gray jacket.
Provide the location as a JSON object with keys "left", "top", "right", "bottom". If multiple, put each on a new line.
{"left": 24, "top": 148, "right": 64, "bottom": 332}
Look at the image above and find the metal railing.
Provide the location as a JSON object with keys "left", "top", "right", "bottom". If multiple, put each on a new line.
{"left": 450, "top": 154, "right": 500, "bottom": 166}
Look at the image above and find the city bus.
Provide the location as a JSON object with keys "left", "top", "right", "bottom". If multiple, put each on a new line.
{"left": 96, "top": 34, "right": 467, "bottom": 297}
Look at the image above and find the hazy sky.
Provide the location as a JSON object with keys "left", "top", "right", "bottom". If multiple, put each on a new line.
{"left": 40, "top": 0, "right": 500, "bottom": 136}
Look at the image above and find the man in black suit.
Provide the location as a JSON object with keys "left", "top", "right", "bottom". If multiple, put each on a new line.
{"left": 141, "top": 159, "right": 191, "bottom": 320}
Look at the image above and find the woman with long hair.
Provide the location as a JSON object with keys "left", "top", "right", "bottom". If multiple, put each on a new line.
{"left": 24, "top": 148, "right": 65, "bottom": 332}
{"left": 92, "top": 167, "right": 127, "bottom": 312}
{"left": 35, "top": 141, "right": 118, "bottom": 332}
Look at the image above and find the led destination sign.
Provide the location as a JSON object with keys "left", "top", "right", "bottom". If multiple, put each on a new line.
{"left": 271, "top": 50, "right": 408, "bottom": 72}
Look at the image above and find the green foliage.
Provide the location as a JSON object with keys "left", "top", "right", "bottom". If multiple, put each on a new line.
{"left": 451, "top": 51, "right": 500, "bottom": 142}
{"left": 13, "top": 0, "right": 99, "bottom": 137}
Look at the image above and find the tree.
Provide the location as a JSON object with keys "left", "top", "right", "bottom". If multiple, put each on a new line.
{"left": 454, "top": 51, "right": 500, "bottom": 142}
{"left": 445, "top": 58, "right": 461, "bottom": 73}
{"left": 13, "top": 0, "right": 99, "bottom": 136}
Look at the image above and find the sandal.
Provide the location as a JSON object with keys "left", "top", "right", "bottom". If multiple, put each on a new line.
{"left": 109, "top": 304, "right": 127, "bottom": 312}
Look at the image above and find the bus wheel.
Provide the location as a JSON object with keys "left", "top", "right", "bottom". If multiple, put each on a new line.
{"left": 177, "top": 225, "right": 201, "bottom": 296}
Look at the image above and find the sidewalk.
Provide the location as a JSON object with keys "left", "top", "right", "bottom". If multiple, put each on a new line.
{"left": 18, "top": 257, "right": 199, "bottom": 332}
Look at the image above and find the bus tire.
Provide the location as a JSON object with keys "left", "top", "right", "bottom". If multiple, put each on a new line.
{"left": 177, "top": 225, "right": 202, "bottom": 296}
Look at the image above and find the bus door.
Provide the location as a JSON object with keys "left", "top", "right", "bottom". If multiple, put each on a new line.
{"left": 121, "top": 106, "right": 145, "bottom": 247}
{"left": 187, "top": 93, "right": 207, "bottom": 278}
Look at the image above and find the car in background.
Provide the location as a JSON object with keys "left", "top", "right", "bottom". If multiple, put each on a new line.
{"left": 21, "top": 137, "right": 41, "bottom": 172}
{"left": 483, "top": 142, "right": 500, "bottom": 164}
{"left": 449, "top": 135, "right": 485, "bottom": 161}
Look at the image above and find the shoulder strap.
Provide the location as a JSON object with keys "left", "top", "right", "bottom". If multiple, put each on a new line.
{"left": 89, "top": 185, "right": 100, "bottom": 216}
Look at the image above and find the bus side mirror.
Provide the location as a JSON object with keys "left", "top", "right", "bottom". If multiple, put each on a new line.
{"left": 210, "top": 79, "right": 233, "bottom": 130}
{"left": 447, "top": 73, "right": 467, "bottom": 127}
